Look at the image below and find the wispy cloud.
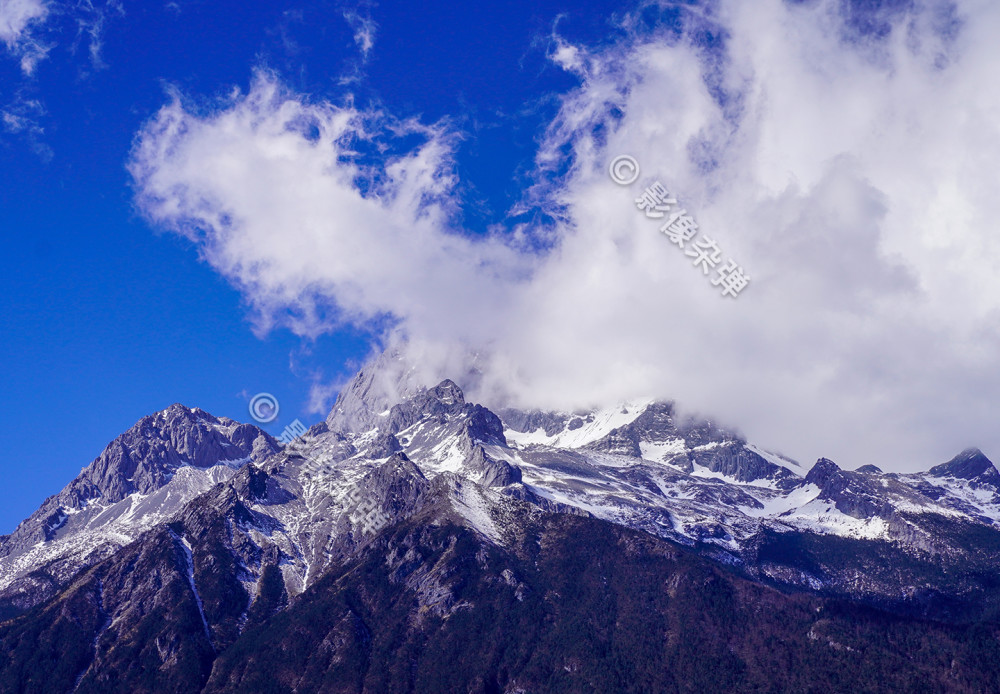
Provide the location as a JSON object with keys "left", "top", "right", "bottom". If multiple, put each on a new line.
{"left": 1, "top": 91, "right": 51, "bottom": 157}
{"left": 306, "top": 377, "right": 343, "bottom": 416}
{"left": 1, "top": 0, "right": 124, "bottom": 155}
{"left": 0, "top": 0, "right": 50, "bottom": 74}
{"left": 130, "top": 0, "right": 1000, "bottom": 471}
{"left": 72, "top": 0, "right": 125, "bottom": 71}
{"left": 343, "top": 7, "right": 376, "bottom": 61}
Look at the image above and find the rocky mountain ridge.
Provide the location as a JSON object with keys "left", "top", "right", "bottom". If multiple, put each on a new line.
{"left": 0, "top": 405, "right": 278, "bottom": 616}
{"left": 3, "top": 359, "right": 1000, "bottom": 691}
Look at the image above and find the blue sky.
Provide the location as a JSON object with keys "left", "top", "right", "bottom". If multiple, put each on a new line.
{"left": 3, "top": 0, "right": 1000, "bottom": 534}
{"left": 0, "top": 0, "right": 627, "bottom": 532}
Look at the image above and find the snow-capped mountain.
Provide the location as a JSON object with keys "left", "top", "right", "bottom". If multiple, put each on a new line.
{"left": 214, "top": 369, "right": 1000, "bottom": 616}
{"left": 0, "top": 404, "right": 278, "bottom": 614}
{"left": 3, "top": 357, "right": 1000, "bottom": 692}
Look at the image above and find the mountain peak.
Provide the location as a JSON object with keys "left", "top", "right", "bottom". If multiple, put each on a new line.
{"left": 64, "top": 405, "right": 279, "bottom": 508}
{"left": 928, "top": 448, "right": 998, "bottom": 481}
{"left": 324, "top": 349, "right": 490, "bottom": 434}
{"left": 165, "top": 402, "right": 195, "bottom": 411}
{"left": 856, "top": 464, "right": 883, "bottom": 474}
{"left": 326, "top": 351, "right": 425, "bottom": 433}
{"left": 162, "top": 402, "right": 210, "bottom": 416}
{"left": 150, "top": 402, "right": 234, "bottom": 431}
{"left": 384, "top": 379, "right": 492, "bottom": 442}
{"left": 428, "top": 379, "right": 465, "bottom": 406}
{"left": 0, "top": 406, "right": 281, "bottom": 603}
{"left": 805, "top": 457, "right": 842, "bottom": 487}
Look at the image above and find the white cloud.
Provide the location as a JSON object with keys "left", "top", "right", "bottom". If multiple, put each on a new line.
{"left": 0, "top": 0, "right": 50, "bottom": 73}
{"left": 129, "top": 71, "right": 526, "bottom": 340}
{"left": 306, "top": 379, "right": 341, "bottom": 416}
{"left": 1, "top": 0, "right": 123, "bottom": 76}
{"left": 0, "top": 0, "right": 47, "bottom": 46}
{"left": 343, "top": 9, "right": 376, "bottom": 61}
{"left": 1, "top": 0, "right": 121, "bottom": 153}
{"left": 131, "top": 0, "right": 1000, "bottom": 472}
{"left": 1, "top": 91, "right": 51, "bottom": 157}
{"left": 73, "top": 0, "right": 124, "bottom": 71}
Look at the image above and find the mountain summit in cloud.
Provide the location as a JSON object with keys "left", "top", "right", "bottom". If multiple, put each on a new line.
{"left": 128, "top": 0, "right": 1000, "bottom": 473}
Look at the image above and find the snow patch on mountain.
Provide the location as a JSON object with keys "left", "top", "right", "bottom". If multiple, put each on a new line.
{"left": 782, "top": 499, "right": 891, "bottom": 540}
{"left": 639, "top": 438, "right": 687, "bottom": 463}
{"left": 504, "top": 400, "right": 652, "bottom": 449}
{"left": 738, "top": 483, "right": 823, "bottom": 518}
{"left": 745, "top": 443, "right": 804, "bottom": 475}
{"left": 0, "top": 463, "right": 241, "bottom": 593}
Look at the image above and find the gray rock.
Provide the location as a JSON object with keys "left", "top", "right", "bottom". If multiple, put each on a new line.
{"left": 466, "top": 446, "right": 522, "bottom": 487}
{"left": 928, "top": 448, "right": 999, "bottom": 484}
{"left": 0, "top": 404, "right": 279, "bottom": 612}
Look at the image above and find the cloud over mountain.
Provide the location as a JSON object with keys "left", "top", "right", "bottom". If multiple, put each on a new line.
{"left": 130, "top": 0, "right": 1000, "bottom": 471}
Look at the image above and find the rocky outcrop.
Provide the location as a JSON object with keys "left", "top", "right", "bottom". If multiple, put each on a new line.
{"left": 363, "top": 431, "right": 403, "bottom": 459}
{"left": 805, "top": 458, "right": 894, "bottom": 519}
{"left": 386, "top": 379, "right": 467, "bottom": 432}
{"left": 360, "top": 453, "right": 430, "bottom": 517}
{"left": 325, "top": 351, "right": 421, "bottom": 434}
{"left": 688, "top": 442, "right": 790, "bottom": 485}
{"left": 465, "top": 446, "right": 522, "bottom": 488}
{"left": 589, "top": 427, "right": 643, "bottom": 457}
{"left": 69, "top": 404, "right": 278, "bottom": 507}
{"left": 928, "top": 448, "right": 999, "bottom": 484}
{"left": 496, "top": 408, "right": 571, "bottom": 436}
{"left": 0, "top": 405, "right": 278, "bottom": 615}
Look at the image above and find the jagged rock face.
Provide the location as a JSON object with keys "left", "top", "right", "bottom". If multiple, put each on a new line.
{"left": 805, "top": 458, "right": 844, "bottom": 488}
{"left": 929, "top": 448, "right": 1000, "bottom": 484}
{"left": 6, "top": 512, "right": 1000, "bottom": 694}
{"left": 687, "top": 441, "right": 789, "bottom": 485}
{"left": 581, "top": 403, "right": 794, "bottom": 485}
{"left": 359, "top": 453, "right": 429, "bottom": 517}
{"left": 325, "top": 350, "right": 426, "bottom": 434}
{"left": 856, "top": 464, "right": 883, "bottom": 474}
{"left": 466, "top": 446, "right": 522, "bottom": 488}
{"left": 0, "top": 526, "right": 219, "bottom": 694}
{"left": 586, "top": 402, "right": 678, "bottom": 458}
{"left": 463, "top": 404, "right": 507, "bottom": 447}
{"left": 589, "top": 426, "right": 644, "bottom": 457}
{"left": 497, "top": 407, "right": 571, "bottom": 436}
{"left": 805, "top": 459, "right": 894, "bottom": 519}
{"left": 70, "top": 404, "right": 279, "bottom": 507}
{"left": 383, "top": 379, "right": 505, "bottom": 448}
{"left": 360, "top": 431, "right": 403, "bottom": 459}
{"left": 627, "top": 401, "right": 679, "bottom": 439}
{"left": 386, "top": 379, "right": 466, "bottom": 432}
